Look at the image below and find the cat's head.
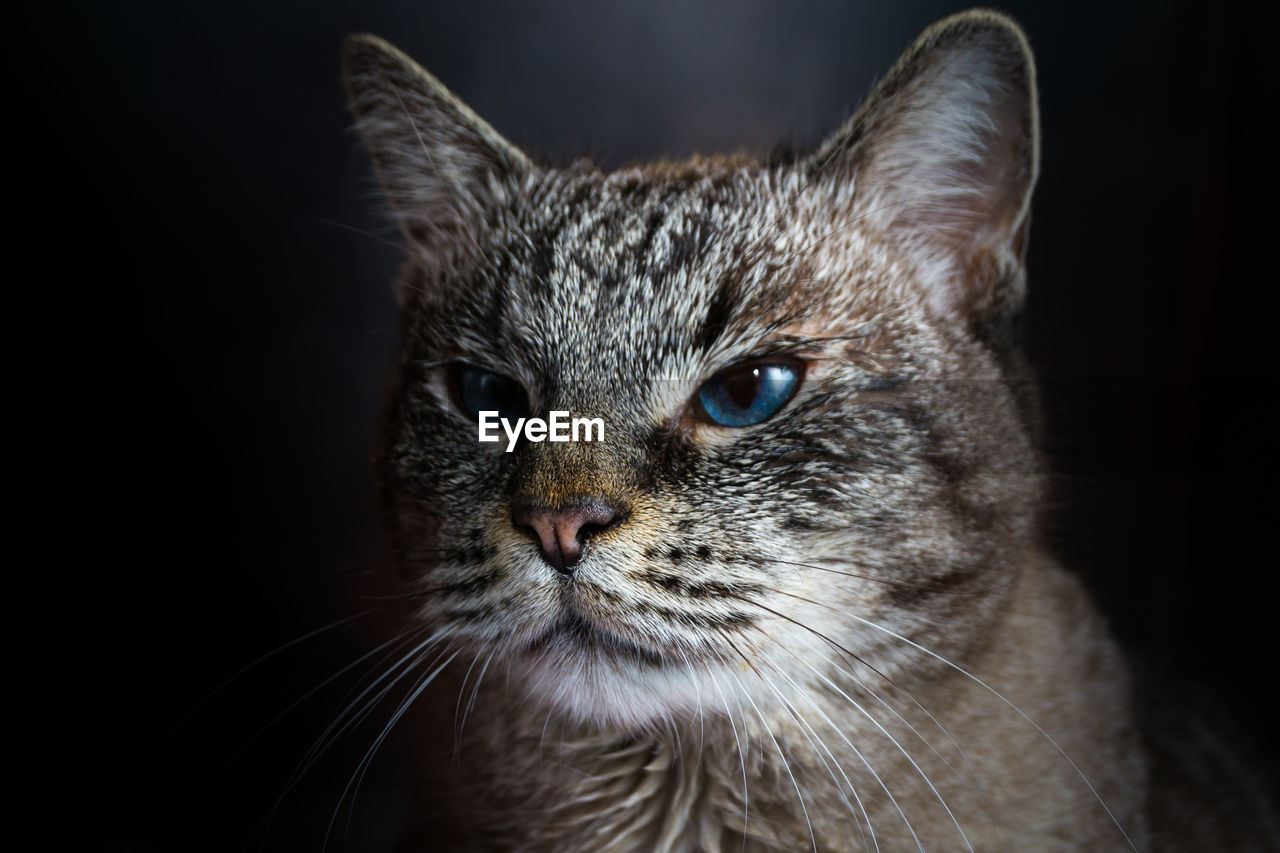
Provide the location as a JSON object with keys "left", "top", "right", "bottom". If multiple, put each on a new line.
{"left": 345, "top": 9, "right": 1041, "bottom": 729}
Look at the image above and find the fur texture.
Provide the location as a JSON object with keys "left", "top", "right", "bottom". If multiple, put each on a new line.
{"left": 343, "top": 10, "right": 1278, "bottom": 850}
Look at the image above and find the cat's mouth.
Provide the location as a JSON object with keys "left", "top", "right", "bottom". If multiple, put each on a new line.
{"left": 525, "top": 610, "right": 669, "bottom": 668}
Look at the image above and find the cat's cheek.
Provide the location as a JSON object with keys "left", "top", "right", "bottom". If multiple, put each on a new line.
{"left": 680, "top": 422, "right": 759, "bottom": 453}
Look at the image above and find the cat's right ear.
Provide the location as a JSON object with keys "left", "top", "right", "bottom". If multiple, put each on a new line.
{"left": 343, "top": 35, "right": 532, "bottom": 268}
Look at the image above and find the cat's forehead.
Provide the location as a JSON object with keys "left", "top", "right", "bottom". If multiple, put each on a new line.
{"left": 466, "top": 161, "right": 897, "bottom": 377}
{"left": 516, "top": 161, "right": 777, "bottom": 299}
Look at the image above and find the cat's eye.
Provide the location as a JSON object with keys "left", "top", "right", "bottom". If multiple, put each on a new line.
{"left": 696, "top": 361, "right": 803, "bottom": 427}
{"left": 451, "top": 364, "right": 530, "bottom": 421}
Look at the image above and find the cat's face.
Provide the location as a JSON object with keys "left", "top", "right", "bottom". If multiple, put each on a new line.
{"left": 347, "top": 13, "right": 1041, "bottom": 729}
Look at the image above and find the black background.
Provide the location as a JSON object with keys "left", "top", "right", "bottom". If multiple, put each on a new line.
{"left": 17, "top": 1, "right": 1275, "bottom": 849}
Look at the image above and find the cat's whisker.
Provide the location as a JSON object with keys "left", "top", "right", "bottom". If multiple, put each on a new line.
{"left": 660, "top": 706, "right": 684, "bottom": 788}
{"left": 720, "top": 633, "right": 819, "bottom": 852}
{"left": 452, "top": 637, "right": 491, "bottom": 743}
{"left": 357, "top": 570, "right": 496, "bottom": 602}
{"left": 334, "top": 257, "right": 427, "bottom": 298}
{"left": 333, "top": 624, "right": 445, "bottom": 708}
{"left": 743, "top": 578, "right": 1135, "bottom": 848}
{"left": 162, "top": 605, "right": 389, "bottom": 764}
{"left": 701, "top": 650, "right": 752, "bottom": 849}
{"left": 538, "top": 705, "right": 556, "bottom": 765}
{"left": 781, "top": 638, "right": 972, "bottom": 851}
{"left": 740, "top": 618, "right": 937, "bottom": 852}
{"left": 356, "top": 588, "right": 435, "bottom": 602}
{"left": 846, "top": 611, "right": 1140, "bottom": 851}
{"left": 314, "top": 215, "right": 406, "bottom": 252}
{"left": 143, "top": 607, "right": 424, "bottom": 838}
{"left": 287, "top": 630, "right": 449, "bottom": 791}
{"left": 755, "top": 554, "right": 1012, "bottom": 596}
{"left": 457, "top": 643, "right": 496, "bottom": 750}
{"left": 806, "top": 642, "right": 976, "bottom": 794}
{"left": 674, "top": 646, "right": 709, "bottom": 775}
{"left": 751, "top": 649, "right": 874, "bottom": 844}
{"left": 319, "top": 546, "right": 452, "bottom": 584}
{"left": 746, "top": 575, "right": 990, "bottom": 796}
{"left": 748, "top": 645, "right": 881, "bottom": 853}
{"left": 216, "top": 624, "right": 428, "bottom": 777}
{"left": 325, "top": 644, "right": 462, "bottom": 849}
{"left": 251, "top": 630, "right": 449, "bottom": 847}
{"left": 723, "top": 588, "right": 981, "bottom": 844}
{"left": 726, "top": 585, "right": 988, "bottom": 795}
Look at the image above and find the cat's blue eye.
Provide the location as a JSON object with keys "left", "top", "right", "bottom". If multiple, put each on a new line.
{"left": 697, "top": 362, "right": 803, "bottom": 427}
{"left": 453, "top": 365, "right": 530, "bottom": 421}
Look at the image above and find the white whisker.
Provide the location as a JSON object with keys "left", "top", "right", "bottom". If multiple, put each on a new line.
{"left": 848, "top": 612, "right": 1138, "bottom": 851}
{"left": 786, "top": 641, "right": 971, "bottom": 851}
{"left": 723, "top": 652, "right": 818, "bottom": 852}
{"left": 752, "top": 650, "right": 880, "bottom": 853}
{"left": 325, "top": 647, "right": 461, "bottom": 848}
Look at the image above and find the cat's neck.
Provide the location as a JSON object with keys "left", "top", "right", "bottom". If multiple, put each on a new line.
{"left": 452, "top": 554, "right": 1148, "bottom": 851}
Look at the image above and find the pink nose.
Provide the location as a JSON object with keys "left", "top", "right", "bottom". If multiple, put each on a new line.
{"left": 512, "top": 501, "right": 621, "bottom": 575}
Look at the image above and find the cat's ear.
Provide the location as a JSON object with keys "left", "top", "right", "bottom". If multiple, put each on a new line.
{"left": 809, "top": 10, "right": 1038, "bottom": 323}
{"left": 343, "top": 34, "right": 532, "bottom": 259}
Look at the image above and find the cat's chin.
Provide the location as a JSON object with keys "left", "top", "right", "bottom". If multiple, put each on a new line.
{"left": 513, "top": 619, "right": 733, "bottom": 729}
{"left": 518, "top": 654, "right": 730, "bottom": 730}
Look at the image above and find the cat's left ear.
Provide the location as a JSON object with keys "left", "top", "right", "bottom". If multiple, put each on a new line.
{"left": 343, "top": 34, "right": 532, "bottom": 268}
{"left": 809, "top": 10, "right": 1038, "bottom": 324}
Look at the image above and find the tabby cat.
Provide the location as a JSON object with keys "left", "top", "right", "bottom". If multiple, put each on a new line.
{"left": 342, "top": 9, "right": 1277, "bottom": 850}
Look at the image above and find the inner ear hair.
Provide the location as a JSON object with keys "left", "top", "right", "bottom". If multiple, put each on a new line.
{"left": 343, "top": 34, "right": 533, "bottom": 268}
{"left": 807, "top": 9, "right": 1039, "bottom": 324}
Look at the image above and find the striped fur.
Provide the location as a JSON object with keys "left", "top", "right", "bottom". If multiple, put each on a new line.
{"left": 344, "top": 10, "right": 1276, "bottom": 851}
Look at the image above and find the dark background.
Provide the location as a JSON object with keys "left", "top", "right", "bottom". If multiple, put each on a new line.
{"left": 17, "top": 1, "right": 1274, "bottom": 849}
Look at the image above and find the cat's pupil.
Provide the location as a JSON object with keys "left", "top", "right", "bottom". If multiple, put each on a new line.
{"left": 456, "top": 365, "right": 529, "bottom": 421}
{"left": 724, "top": 368, "right": 761, "bottom": 410}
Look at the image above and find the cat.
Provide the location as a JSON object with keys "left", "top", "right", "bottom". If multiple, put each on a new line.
{"left": 342, "top": 9, "right": 1278, "bottom": 851}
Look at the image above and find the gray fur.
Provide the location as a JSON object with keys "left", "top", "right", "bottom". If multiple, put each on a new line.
{"left": 344, "top": 9, "right": 1278, "bottom": 851}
